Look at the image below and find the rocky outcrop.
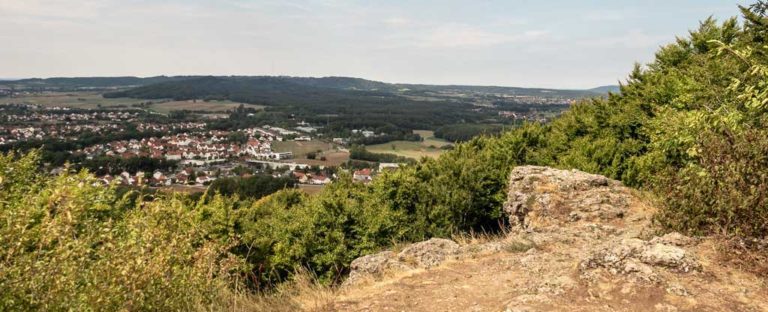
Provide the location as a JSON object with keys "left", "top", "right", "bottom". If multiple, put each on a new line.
{"left": 397, "top": 238, "right": 460, "bottom": 268}
{"left": 336, "top": 167, "right": 768, "bottom": 312}
{"left": 580, "top": 237, "right": 701, "bottom": 281}
{"left": 503, "top": 166, "right": 631, "bottom": 231}
{"left": 343, "top": 238, "right": 461, "bottom": 286}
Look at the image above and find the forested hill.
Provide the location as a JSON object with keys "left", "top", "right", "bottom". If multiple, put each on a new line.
{"left": 104, "top": 76, "right": 608, "bottom": 100}
{"left": 1, "top": 75, "right": 613, "bottom": 97}
{"left": 0, "top": 76, "right": 194, "bottom": 90}
{"left": 102, "top": 76, "right": 389, "bottom": 104}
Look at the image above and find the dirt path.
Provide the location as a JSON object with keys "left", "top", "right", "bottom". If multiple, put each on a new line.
{"left": 335, "top": 254, "right": 518, "bottom": 311}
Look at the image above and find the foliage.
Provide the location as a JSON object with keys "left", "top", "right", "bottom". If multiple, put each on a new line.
{"left": 0, "top": 152, "right": 244, "bottom": 310}
{"left": 655, "top": 130, "right": 768, "bottom": 236}
{"left": 434, "top": 123, "right": 506, "bottom": 142}
{"left": 206, "top": 174, "right": 295, "bottom": 200}
{"left": 349, "top": 145, "right": 414, "bottom": 164}
{"left": 104, "top": 76, "right": 499, "bottom": 132}
{"left": 76, "top": 156, "right": 178, "bottom": 175}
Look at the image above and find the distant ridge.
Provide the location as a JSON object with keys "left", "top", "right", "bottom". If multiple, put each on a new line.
{"left": 588, "top": 85, "right": 621, "bottom": 94}
{"left": 0, "top": 75, "right": 613, "bottom": 97}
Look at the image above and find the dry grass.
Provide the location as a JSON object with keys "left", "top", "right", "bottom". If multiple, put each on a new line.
{"left": 713, "top": 237, "right": 768, "bottom": 280}
{"left": 207, "top": 270, "right": 338, "bottom": 312}
{"left": 451, "top": 228, "right": 509, "bottom": 247}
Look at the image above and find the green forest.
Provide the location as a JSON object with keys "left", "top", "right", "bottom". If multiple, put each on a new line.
{"left": 3, "top": 3, "right": 768, "bottom": 310}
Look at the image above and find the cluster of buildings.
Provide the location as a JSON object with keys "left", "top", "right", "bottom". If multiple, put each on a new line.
{"left": 79, "top": 128, "right": 292, "bottom": 164}
{"left": 497, "top": 111, "right": 548, "bottom": 122}
{"left": 351, "top": 129, "right": 378, "bottom": 138}
{"left": 0, "top": 101, "right": 411, "bottom": 190}
{"left": 0, "top": 124, "right": 123, "bottom": 144}
{"left": 135, "top": 122, "right": 206, "bottom": 132}
{"left": 97, "top": 165, "right": 235, "bottom": 187}
{"left": 292, "top": 171, "right": 332, "bottom": 185}
{"left": 1, "top": 111, "right": 139, "bottom": 122}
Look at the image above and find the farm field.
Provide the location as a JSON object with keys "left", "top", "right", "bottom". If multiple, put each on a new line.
{"left": 272, "top": 141, "right": 349, "bottom": 166}
{"left": 367, "top": 130, "right": 451, "bottom": 159}
{"left": 0, "top": 91, "right": 263, "bottom": 113}
{"left": 0, "top": 92, "right": 143, "bottom": 109}
{"left": 147, "top": 100, "right": 264, "bottom": 114}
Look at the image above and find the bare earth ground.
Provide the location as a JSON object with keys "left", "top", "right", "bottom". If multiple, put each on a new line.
{"left": 326, "top": 167, "right": 768, "bottom": 312}
{"left": 333, "top": 240, "right": 767, "bottom": 312}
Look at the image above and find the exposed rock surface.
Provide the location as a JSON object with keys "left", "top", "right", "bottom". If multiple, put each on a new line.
{"left": 397, "top": 238, "right": 460, "bottom": 268}
{"left": 504, "top": 166, "right": 631, "bottom": 231}
{"left": 580, "top": 238, "right": 701, "bottom": 282}
{"left": 334, "top": 166, "right": 768, "bottom": 312}
{"left": 343, "top": 238, "right": 461, "bottom": 286}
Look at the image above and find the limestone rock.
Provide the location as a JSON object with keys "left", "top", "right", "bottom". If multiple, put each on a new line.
{"left": 650, "top": 232, "right": 695, "bottom": 247}
{"left": 344, "top": 238, "right": 460, "bottom": 286}
{"left": 398, "top": 238, "right": 460, "bottom": 268}
{"left": 343, "top": 251, "right": 410, "bottom": 286}
{"left": 504, "top": 166, "right": 631, "bottom": 231}
{"left": 580, "top": 237, "right": 701, "bottom": 281}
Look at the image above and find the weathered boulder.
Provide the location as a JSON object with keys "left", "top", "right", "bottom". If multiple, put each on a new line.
{"left": 650, "top": 232, "right": 695, "bottom": 247}
{"left": 398, "top": 238, "right": 460, "bottom": 268}
{"left": 504, "top": 166, "right": 631, "bottom": 231}
{"left": 343, "top": 251, "right": 411, "bottom": 286}
{"left": 344, "top": 238, "right": 460, "bottom": 286}
{"left": 580, "top": 237, "right": 701, "bottom": 281}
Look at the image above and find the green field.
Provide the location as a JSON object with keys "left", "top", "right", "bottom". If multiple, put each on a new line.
{"left": 0, "top": 92, "right": 143, "bottom": 109}
{"left": 146, "top": 100, "right": 264, "bottom": 114}
{"left": 0, "top": 91, "right": 263, "bottom": 113}
{"left": 271, "top": 140, "right": 349, "bottom": 166}
{"left": 367, "top": 130, "right": 451, "bottom": 159}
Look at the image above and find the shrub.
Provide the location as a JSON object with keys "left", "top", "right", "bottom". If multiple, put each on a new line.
{"left": 0, "top": 152, "right": 244, "bottom": 310}
{"left": 655, "top": 129, "right": 768, "bottom": 237}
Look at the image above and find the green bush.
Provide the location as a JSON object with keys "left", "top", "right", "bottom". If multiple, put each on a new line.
{"left": 0, "top": 152, "right": 244, "bottom": 310}
{"left": 655, "top": 129, "right": 768, "bottom": 237}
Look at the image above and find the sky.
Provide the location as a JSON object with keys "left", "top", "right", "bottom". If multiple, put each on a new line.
{"left": 0, "top": 0, "right": 753, "bottom": 89}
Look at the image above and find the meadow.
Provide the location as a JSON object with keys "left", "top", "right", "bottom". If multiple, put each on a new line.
{"left": 0, "top": 92, "right": 142, "bottom": 109}
{"left": 366, "top": 130, "right": 451, "bottom": 159}
{"left": 0, "top": 91, "right": 263, "bottom": 114}
{"left": 271, "top": 141, "right": 349, "bottom": 166}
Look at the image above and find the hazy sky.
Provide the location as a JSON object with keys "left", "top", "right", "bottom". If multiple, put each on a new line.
{"left": 0, "top": 0, "right": 752, "bottom": 88}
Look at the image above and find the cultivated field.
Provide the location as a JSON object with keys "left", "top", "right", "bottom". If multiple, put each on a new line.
{"left": 367, "top": 130, "right": 451, "bottom": 159}
{"left": 147, "top": 100, "right": 264, "bottom": 114}
{"left": 0, "top": 91, "right": 263, "bottom": 113}
{"left": 0, "top": 92, "right": 142, "bottom": 109}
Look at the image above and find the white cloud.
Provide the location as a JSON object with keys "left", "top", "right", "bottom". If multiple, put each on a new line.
{"left": 582, "top": 29, "right": 668, "bottom": 49}
{"left": 582, "top": 9, "right": 627, "bottom": 22}
{"left": 383, "top": 17, "right": 411, "bottom": 27}
{"left": 417, "top": 24, "right": 549, "bottom": 48}
{"left": 0, "top": 0, "right": 109, "bottom": 19}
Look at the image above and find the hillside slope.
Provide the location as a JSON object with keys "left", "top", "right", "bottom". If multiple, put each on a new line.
{"left": 328, "top": 167, "right": 767, "bottom": 312}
